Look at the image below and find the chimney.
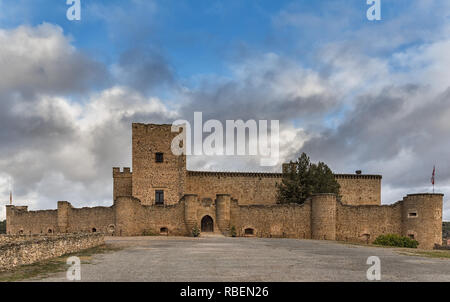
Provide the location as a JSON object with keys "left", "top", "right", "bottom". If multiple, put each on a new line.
{"left": 355, "top": 170, "right": 362, "bottom": 175}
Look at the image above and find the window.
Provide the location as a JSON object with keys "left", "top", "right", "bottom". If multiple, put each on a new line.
{"left": 155, "top": 152, "right": 164, "bottom": 163}
{"left": 408, "top": 234, "right": 415, "bottom": 240}
{"left": 408, "top": 212, "right": 417, "bottom": 218}
{"left": 244, "top": 228, "right": 255, "bottom": 235}
{"left": 160, "top": 227, "right": 168, "bottom": 234}
{"left": 92, "top": 228, "right": 97, "bottom": 233}
{"left": 155, "top": 190, "right": 164, "bottom": 205}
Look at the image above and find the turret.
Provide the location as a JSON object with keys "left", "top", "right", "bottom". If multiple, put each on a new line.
{"left": 311, "top": 193, "right": 337, "bottom": 240}
{"left": 216, "top": 194, "right": 231, "bottom": 235}
{"left": 401, "top": 193, "right": 443, "bottom": 249}
{"left": 184, "top": 194, "right": 199, "bottom": 233}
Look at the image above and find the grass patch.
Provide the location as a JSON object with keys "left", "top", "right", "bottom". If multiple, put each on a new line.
{"left": 399, "top": 250, "right": 450, "bottom": 259}
{"left": 0, "top": 244, "right": 122, "bottom": 282}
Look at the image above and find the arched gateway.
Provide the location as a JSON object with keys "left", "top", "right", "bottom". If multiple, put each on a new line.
{"left": 201, "top": 215, "right": 214, "bottom": 232}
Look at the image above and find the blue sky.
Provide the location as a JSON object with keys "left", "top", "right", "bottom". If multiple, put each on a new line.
{"left": 0, "top": 0, "right": 450, "bottom": 219}
{"left": 1, "top": 0, "right": 445, "bottom": 90}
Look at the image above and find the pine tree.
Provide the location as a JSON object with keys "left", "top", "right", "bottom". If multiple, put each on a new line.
{"left": 276, "top": 153, "right": 340, "bottom": 205}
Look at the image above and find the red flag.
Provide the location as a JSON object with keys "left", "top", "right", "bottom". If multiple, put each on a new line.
{"left": 431, "top": 166, "right": 435, "bottom": 185}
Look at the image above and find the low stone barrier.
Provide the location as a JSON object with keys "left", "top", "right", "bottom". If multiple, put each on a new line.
{"left": 0, "top": 233, "right": 104, "bottom": 272}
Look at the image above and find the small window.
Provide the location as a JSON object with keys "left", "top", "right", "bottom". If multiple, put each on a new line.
{"left": 408, "top": 234, "right": 415, "bottom": 240}
{"left": 408, "top": 212, "right": 417, "bottom": 218}
{"left": 155, "top": 190, "right": 164, "bottom": 205}
{"left": 160, "top": 227, "right": 168, "bottom": 234}
{"left": 244, "top": 228, "right": 254, "bottom": 235}
{"left": 155, "top": 152, "right": 164, "bottom": 163}
{"left": 48, "top": 229, "right": 53, "bottom": 234}
{"left": 92, "top": 228, "right": 97, "bottom": 233}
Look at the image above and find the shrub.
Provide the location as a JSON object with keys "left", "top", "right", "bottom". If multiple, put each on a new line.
{"left": 230, "top": 226, "right": 237, "bottom": 237}
{"left": 142, "top": 229, "right": 156, "bottom": 236}
{"left": 373, "top": 234, "right": 419, "bottom": 248}
{"left": 192, "top": 225, "right": 200, "bottom": 237}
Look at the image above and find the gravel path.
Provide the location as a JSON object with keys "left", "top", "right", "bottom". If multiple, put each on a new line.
{"left": 33, "top": 236, "right": 450, "bottom": 282}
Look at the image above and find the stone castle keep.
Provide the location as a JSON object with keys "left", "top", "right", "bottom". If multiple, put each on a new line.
{"left": 6, "top": 123, "right": 443, "bottom": 249}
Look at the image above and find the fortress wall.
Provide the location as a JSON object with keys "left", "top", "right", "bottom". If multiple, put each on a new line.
{"left": 115, "top": 196, "right": 187, "bottom": 236}
{"left": 113, "top": 167, "right": 132, "bottom": 201}
{"left": 65, "top": 205, "right": 115, "bottom": 234}
{"left": 230, "top": 201, "right": 311, "bottom": 238}
{"left": 132, "top": 123, "right": 186, "bottom": 206}
{"left": 186, "top": 171, "right": 381, "bottom": 206}
{"left": 335, "top": 175, "right": 381, "bottom": 205}
{"left": 336, "top": 201, "right": 402, "bottom": 243}
{"left": 5, "top": 206, "right": 58, "bottom": 235}
{"left": 186, "top": 171, "right": 281, "bottom": 205}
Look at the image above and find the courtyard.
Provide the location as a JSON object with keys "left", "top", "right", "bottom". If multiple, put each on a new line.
{"left": 32, "top": 236, "right": 450, "bottom": 282}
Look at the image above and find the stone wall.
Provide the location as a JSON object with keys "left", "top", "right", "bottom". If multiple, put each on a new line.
{"left": 186, "top": 171, "right": 281, "bottom": 205}
{"left": 336, "top": 193, "right": 443, "bottom": 249}
{"left": 6, "top": 202, "right": 115, "bottom": 236}
{"left": 115, "top": 196, "right": 188, "bottom": 236}
{"left": 336, "top": 201, "right": 402, "bottom": 244}
{"left": 5, "top": 193, "right": 443, "bottom": 249}
{"left": 335, "top": 174, "right": 381, "bottom": 205}
{"left": 0, "top": 233, "right": 104, "bottom": 272}
{"left": 6, "top": 206, "right": 58, "bottom": 235}
{"left": 61, "top": 202, "right": 115, "bottom": 234}
{"left": 231, "top": 201, "right": 311, "bottom": 238}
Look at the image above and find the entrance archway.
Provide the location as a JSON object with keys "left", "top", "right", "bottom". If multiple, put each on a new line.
{"left": 201, "top": 215, "right": 214, "bottom": 232}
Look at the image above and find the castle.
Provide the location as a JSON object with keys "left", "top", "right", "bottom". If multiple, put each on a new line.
{"left": 6, "top": 123, "right": 443, "bottom": 249}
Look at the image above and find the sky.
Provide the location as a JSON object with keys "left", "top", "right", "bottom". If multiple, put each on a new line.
{"left": 0, "top": 0, "right": 450, "bottom": 220}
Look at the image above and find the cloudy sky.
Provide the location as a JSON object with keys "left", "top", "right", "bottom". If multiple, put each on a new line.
{"left": 0, "top": 0, "right": 449, "bottom": 220}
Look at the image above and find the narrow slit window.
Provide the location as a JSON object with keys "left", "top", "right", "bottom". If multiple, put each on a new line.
{"left": 155, "top": 190, "right": 164, "bottom": 205}
{"left": 155, "top": 153, "right": 164, "bottom": 163}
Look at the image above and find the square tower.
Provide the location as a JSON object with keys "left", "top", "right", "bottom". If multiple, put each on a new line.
{"left": 131, "top": 123, "right": 186, "bottom": 205}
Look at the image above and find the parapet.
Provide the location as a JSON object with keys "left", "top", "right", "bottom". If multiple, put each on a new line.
{"left": 334, "top": 174, "right": 382, "bottom": 180}
{"left": 282, "top": 163, "right": 381, "bottom": 179}
{"left": 113, "top": 167, "right": 132, "bottom": 177}
{"left": 5, "top": 205, "right": 28, "bottom": 213}
{"left": 187, "top": 170, "right": 283, "bottom": 178}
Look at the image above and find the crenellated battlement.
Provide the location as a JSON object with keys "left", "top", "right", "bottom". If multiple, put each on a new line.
{"left": 187, "top": 170, "right": 283, "bottom": 178}
{"left": 112, "top": 167, "right": 132, "bottom": 177}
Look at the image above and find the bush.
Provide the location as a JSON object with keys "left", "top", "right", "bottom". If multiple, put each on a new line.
{"left": 230, "top": 226, "right": 237, "bottom": 237}
{"left": 142, "top": 229, "right": 156, "bottom": 236}
{"left": 192, "top": 225, "right": 200, "bottom": 237}
{"left": 373, "top": 234, "right": 419, "bottom": 248}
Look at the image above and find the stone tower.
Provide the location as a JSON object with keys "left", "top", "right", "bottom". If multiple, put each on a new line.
{"left": 131, "top": 123, "right": 186, "bottom": 205}
{"left": 401, "top": 193, "right": 443, "bottom": 249}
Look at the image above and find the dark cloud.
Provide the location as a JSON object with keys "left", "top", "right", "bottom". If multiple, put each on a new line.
{"left": 178, "top": 54, "right": 339, "bottom": 123}
{"left": 0, "top": 24, "right": 109, "bottom": 98}
{"left": 301, "top": 85, "right": 450, "bottom": 192}
{"left": 115, "top": 48, "right": 174, "bottom": 93}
